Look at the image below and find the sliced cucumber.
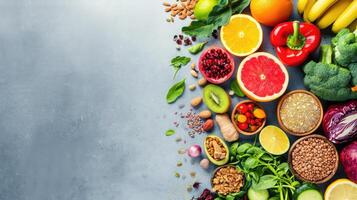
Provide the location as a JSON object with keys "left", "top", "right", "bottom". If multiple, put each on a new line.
{"left": 294, "top": 183, "right": 323, "bottom": 200}
{"left": 248, "top": 187, "right": 269, "bottom": 200}
{"left": 297, "top": 190, "right": 323, "bottom": 200}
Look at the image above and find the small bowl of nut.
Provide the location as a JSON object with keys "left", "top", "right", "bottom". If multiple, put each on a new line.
{"left": 231, "top": 100, "right": 267, "bottom": 135}
{"left": 288, "top": 134, "right": 339, "bottom": 184}
{"left": 211, "top": 165, "right": 245, "bottom": 196}
{"left": 203, "top": 135, "right": 230, "bottom": 166}
{"left": 277, "top": 90, "right": 323, "bottom": 136}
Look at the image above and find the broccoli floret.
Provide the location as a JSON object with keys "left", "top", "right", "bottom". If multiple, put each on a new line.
{"left": 332, "top": 28, "right": 357, "bottom": 67}
{"left": 303, "top": 45, "right": 357, "bottom": 101}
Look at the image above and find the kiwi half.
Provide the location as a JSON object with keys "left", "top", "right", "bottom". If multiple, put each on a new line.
{"left": 203, "top": 84, "right": 231, "bottom": 113}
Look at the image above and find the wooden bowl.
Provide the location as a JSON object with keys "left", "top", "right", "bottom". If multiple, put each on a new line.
{"left": 277, "top": 90, "right": 323, "bottom": 136}
{"left": 231, "top": 100, "right": 266, "bottom": 135}
{"left": 288, "top": 134, "right": 339, "bottom": 184}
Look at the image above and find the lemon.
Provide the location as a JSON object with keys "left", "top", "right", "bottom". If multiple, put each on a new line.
{"left": 259, "top": 125, "right": 289, "bottom": 155}
{"left": 325, "top": 179, "right": 357, "bottom": 200}
{"left": 194, "top": 0, "right": 218, "bottom": 20}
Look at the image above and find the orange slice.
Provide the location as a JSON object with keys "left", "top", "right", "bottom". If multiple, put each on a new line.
{"left": 220, "top": 14, "right": 263, "bottom": 57}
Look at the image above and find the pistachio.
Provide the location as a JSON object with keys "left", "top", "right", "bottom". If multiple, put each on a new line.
{"left": 189, "top": 84, "right": 196, "bottom": 91}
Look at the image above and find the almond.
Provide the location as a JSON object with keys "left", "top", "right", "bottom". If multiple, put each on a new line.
{"left": 191, "top": 96, "right": 202, "bottom": 107}
{"left": 190, "top": 70, "right": 198, "bottom": 78}
{"left": 198, "top": 78, "right": 207, "bottom": 86}
{"left": 199, "top": 110, "right": 211, "bottom": 119}
{"left": 202, "top": 119, "right": 214, "bottom": 132}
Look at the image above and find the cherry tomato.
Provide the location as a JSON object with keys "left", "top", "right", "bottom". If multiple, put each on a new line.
{"left": 238, "top": 122, "right": 248, "bottom": 130}
{"left": 245, "top": 112, "right": 252, "bottom": 118}
{"left": 247, "top": 103, "right": 255, "bottom": 111}
{"left": 250, "top": 125, "right": 258, "bottom": 131}
{"left": 238, "top": 104, "right": 248, "bottom": 114}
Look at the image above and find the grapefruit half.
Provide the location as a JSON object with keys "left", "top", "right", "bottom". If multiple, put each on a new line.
{"left": 237, "top": 52, "right": 289, "bottom": 102}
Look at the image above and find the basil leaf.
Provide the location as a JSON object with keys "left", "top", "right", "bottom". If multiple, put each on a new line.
{"left": 230, "top": 80, "right": 245, "bottom": 97}
{"left": 171, "top": 56, "right": 191, "bottom": 78}
{"left": 277, "top": 162, "right": 289, "bottom": 174}
{"left": 243, "top": 157, "right": 259, "bottom": 169}
{"left": 188, "top": 42, "right": 207, "bottom": 54}
{"left": 246, "top": 146, "right": 264, "bottom": 155}
{"left": 253, "top": 175, "right": 278, "bottom": 190}
{"left": 226, "top": 195, "right": 235, "bottom": 200}
{"left": 232, "top": 0, "right": 251, "bottom": 14}
{"left": 166, "top": 79, "right": 185, "bottom": 104}
{"left": 182, "top": 21, "right": 215, "bottom": 38}
{"left": 165, "top": 129, "right": 176, "bottom": 136}
{"left": 237, "top": 143, "right": 252, "bottom": 154}
{"left": 230, "top": 142, "right": 239, "bottom": 156}
{"left": 260, "top": 154, "right": 273, "bottom": 161}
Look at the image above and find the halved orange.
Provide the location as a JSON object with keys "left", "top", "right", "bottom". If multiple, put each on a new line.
{"left": 325, "top": 179, "right": 357, "bottom": 200}
{"left": 220, "top": 14, "right": 263, "bottom": 57}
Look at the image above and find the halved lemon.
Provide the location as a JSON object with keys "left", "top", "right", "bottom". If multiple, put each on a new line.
{"left": 325, "top": 179, "right": 357, "bottom": 200}
{"left": 259, "top": 125, "right": 289, "bottom": 155}
{"left": 220, "top": 14, "right": 263, "bottom": 57}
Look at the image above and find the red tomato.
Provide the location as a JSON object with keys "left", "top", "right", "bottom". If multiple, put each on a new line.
{"left": 238, "top": 122, "right": 249, "bottom": 130}
{"left": 247, "top": 103, "right": 255, "bottom": 111}
{"left": 238, "top": 104, "right": 248, "bottom": 114}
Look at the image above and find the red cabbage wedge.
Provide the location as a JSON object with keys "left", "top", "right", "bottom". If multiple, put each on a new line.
{"left": 323, "top": 100, "right": 357, "bottom": 144}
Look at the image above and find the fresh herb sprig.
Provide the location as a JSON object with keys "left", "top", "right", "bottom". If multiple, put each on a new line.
{"left": 225, "top": 142, "right": 300, "bottom": 200}
{"left": 182, "top": 0, "right": 251, "bottom": 38}
{"left": 166, "top": 78, "right": 186, "bottom": 104}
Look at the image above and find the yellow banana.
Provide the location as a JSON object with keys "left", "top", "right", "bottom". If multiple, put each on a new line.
{"left": 332, "top": 0, "right": 357, "bottom": 33}
{"left": 297, "top": 0, "right": 309, "bottom": 14}
{"left": 308, "top": 0, "right": 338, "bottom": 22}
{"left": 317, "top": 0, "right": 352, "bottom": 29}
{"left": 303, "top": 0, "right": 316, "bottom": 22}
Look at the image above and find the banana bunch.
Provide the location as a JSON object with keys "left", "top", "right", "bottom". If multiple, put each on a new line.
{"left": 297, "top": 0, "right": 357, "bottom": 33}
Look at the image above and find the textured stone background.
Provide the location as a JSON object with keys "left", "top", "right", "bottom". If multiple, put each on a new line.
{"left": 0, "top": 0, "right": 343, "bottom": 200}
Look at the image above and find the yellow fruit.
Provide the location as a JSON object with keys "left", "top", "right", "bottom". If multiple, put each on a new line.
{"left": 237, "top": 114, "right": 247, "bottom": 123}
{"left": 303, "top": 0, "right": 316, "bottom": 22}
{"left": 220, "top": 14, "right": 263, "bottom": 57}
{"left": 259, "top": 125, "right": 290, "bottom": 155}
{"left": 317, "top": 0, "right": 352, "bottom": 29}
{"left": 324, "top": 179, "right": 357, "bottom": 200}
{"left": 308, "top": 0, "right": 338, "bottom": 22}
{"left": 297, "top": 0, "right": 308, "bottom": 14}
{"left": 332, "top": 1, "right": 357, "bottom": 33}
{"left": 253, "top": 108, "right": 266, "bottom": 119}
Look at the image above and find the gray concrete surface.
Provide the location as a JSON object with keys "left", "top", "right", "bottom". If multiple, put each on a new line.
{"left": 0, "top": 0, "right": 345, "bottom": 200}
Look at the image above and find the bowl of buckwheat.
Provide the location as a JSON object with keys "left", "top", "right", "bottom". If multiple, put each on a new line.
{"left": 288, "top": 134, "right": 339, "bottom": 184}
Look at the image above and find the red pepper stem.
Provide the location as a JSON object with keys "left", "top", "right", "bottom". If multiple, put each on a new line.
{"left": 287, "top": 21, "right": 306, "bottom": 50}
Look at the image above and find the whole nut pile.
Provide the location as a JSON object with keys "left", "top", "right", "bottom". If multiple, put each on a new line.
{"left": 163, "top": 0, "right": 197, "bottom": 20}
{"left": 212, "top": 166, "right": 244, "bottom": 196}
{"left": 291, "top": 137, "right": 337, "bottom": 182}
{"left": 205, "top": 137, "right": 227, "bottom": 161}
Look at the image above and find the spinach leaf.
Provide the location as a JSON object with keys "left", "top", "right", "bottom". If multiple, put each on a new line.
{"left": 230, "top": 80, "right": 245, "bottom": 97}
{"left": 232, "top": 0, "right": 251, "bottom": 14}
{"left": 230, "top": 142, "right": 239, "bottom": 156}
{"left": 182, "top": 21, "right": 216, "bottom": 38}
{"left": 188, "top": 42, "right": 207, "bottom": 54}
{"left": 171, "top": 56, "right": 191, "bottom": 78}
{"left": 165, "top": 129, "right": 175, "bottom": 136}
{"left": 207, "top": 0, "right": 232, "bottom": 27}
{"left": 166, "top": 79, "right": 185, "bottom": 104}
{"left": 253, "top": 175, "right": 278, "bottom": 190}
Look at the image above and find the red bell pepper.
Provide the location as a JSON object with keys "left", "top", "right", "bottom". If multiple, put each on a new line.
{"left": 270, "top": 21, "right": 321, "bottom": 67}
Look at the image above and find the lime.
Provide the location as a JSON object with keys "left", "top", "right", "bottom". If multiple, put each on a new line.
{"left": 259, "top": 125, "right": 289, "bottom": 155}
{"left": 194, "top": 0, "right": 218, "bottom": 20}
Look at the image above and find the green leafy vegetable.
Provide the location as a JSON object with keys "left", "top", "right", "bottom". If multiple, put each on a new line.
{"left": 165, "top": 129, "right": 175, "bottom": 136}
{"left": 166, "top": 79, "right": 185, "bottom": 104}
{"left": 230, "top": 80, "right": 245, "bottom": 97}
{"left": 188, "top": 41, "right": 208, "bottom": 54}
{"left": 171, "top": 56, "right": 191, "bottom": 78}
{"left": 229, "top": 142, "right": 300, "bottom": 200}
{"left": 182, "top": 0, "right": 251, "bottom": 38}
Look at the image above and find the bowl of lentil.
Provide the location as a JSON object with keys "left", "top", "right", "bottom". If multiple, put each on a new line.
{"left": 277, "top": 90, "right": 323, "bottom": 136}
{"left": 231, "top": 100, "right": 266, "bottom": 135}
{"left": 211, "top": 165, "right": 245, "bottom": 196}
{"left": 288, "top": 134, "right": 339, "bottom": 184}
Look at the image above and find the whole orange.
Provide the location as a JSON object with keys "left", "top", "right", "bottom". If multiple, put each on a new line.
{"left": 250, "top": 0, "right": 293, "bottom": 27}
